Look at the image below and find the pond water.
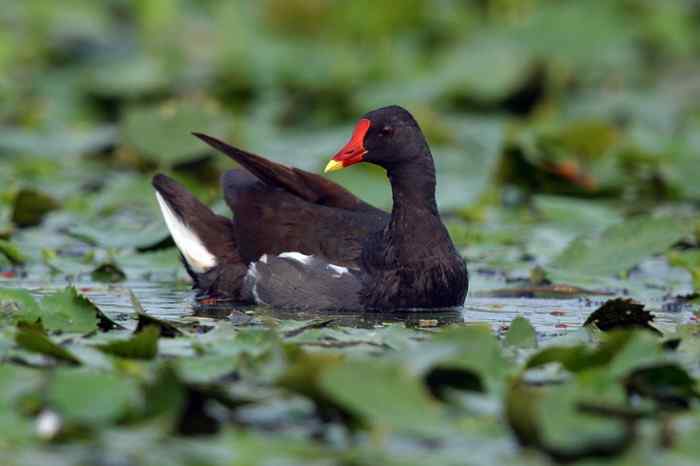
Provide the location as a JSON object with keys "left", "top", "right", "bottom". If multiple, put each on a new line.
{"left": 3, "top": 271, "right": 694, "bottom": 342}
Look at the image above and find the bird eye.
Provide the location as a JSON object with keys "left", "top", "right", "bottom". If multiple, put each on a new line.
{"left": 380, "top": 126, "right": 394, "bottom": 137}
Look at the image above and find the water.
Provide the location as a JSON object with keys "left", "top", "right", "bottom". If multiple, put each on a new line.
{"left": 4, "top": 275, "right": 693, "bottom": 341}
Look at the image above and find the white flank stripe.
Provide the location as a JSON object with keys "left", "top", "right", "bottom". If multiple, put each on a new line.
{"left": 278, "top": 252, "right": 313, "bottom": 265}
{"left": 327, "top": 264, "right": 349, "bottom": 276}
{"left": 155, "top": 192, "right": 217, "bottom": 273}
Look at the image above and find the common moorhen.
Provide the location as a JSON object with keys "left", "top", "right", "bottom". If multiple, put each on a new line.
{"left": 153, "top": 105, "right": 468, "bottom": 311}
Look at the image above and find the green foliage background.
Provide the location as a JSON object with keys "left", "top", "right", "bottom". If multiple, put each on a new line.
{"left": 1, "top": 1, "right": 700, "bottom": 465}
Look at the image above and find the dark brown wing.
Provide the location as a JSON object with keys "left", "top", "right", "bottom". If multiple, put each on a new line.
{"left": 222, "top": 169, "right": 387, "bottom": 266}
{"left": 192, "top": 132, "right": 382, "bottom": 213}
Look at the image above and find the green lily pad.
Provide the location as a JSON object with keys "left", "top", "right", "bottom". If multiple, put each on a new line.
{"left": 319, "top": 358, "right": 444, "bottom": 435}
{"left": 40, "top": 287, "right": 122, "bottom": 333}
{"left": 15, "top": 321, "right": 81, "bottom": 365}
{"left": 97, "top": 325, "right": 159, "bottom": 360}
{"left": 47, "top": 369, "right": 141, "bottom": 425}
{"left": 0, "top": 288, "right": 41, "bottom": 324}
{"left": 90, "top": 262, "right": 127, "bottom": 283}
{"left": 505, "top": 316, "right": 537, "bottom": 349}
{"left": 11, "top": 188, "right": 60, "bottom": 228}
{"left": 548, "top": 215, "right": 693, "bottom": 281}
{"left": 0, "top": 239, "right": 25, "bottom": 265}
{"left": 583, "top": 298, "right": 661, "bottom": 335}
{"left": 0, "top": 364, "right": 42, "bottom": 447}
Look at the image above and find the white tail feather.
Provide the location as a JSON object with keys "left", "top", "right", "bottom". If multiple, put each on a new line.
{"left": 155, "top": 192, "right": 217, "bottom": 273}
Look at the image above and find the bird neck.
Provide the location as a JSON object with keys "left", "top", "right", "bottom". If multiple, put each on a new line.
{"left": 387, "top": 154, "right": 439, "bottom": 220}
{"left": 385, "top": 154, "right": 451, "bottom": 261}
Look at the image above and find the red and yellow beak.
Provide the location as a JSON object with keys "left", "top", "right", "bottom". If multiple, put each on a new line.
{"left": 324, "top": 119, "right": 371, "bottom": 173}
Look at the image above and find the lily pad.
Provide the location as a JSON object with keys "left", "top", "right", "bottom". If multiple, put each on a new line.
{"left": 11, "top": 188, "right": 60, "bottom": 228}
{"left": 0, "top": 239, "right": 25, "bottom": 265}
{"left": 0, "top": 288, "right": 41, "bottom": 324}
{"left": 15, "top": 321, "right": 81, "bottom": 365}
{"left": 90, "top": 262, "right": 127, "bottom": 283}
{"left": 97, "top": 325, "right": 159, "bottom": 360}
{"left": 47, "top": 369, "right": 141, "bottom": 425}
{"left": 319, "top": 358, "right": 444, "bottom": 435}
{"left": 548, "top": 215, "right": 693, "bottom": 281}
{"left": 505, "top": 316, "right": 538, "bottom": 349}
{"left": 583, "top": 298, "right": 661, "bottom": 334}
{"left": 40, "top": 287, "right": 122, "bottom": 333}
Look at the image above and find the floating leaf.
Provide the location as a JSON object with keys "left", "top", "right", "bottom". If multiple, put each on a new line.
{"left": 97, "top": 325, "right": 159, "bottom": 360}
{"left": 0, "top": 364, "right": 42, "bottom": 446}
{"left": 505, "top": 316, "right": 538, "bottom": 349}
{"left": 0, "top": 288, "right": 41, "bottom": 324}
{"left": 625, "top": 364, "right": 700, "bottom": 410}
{"left": 47, "top": 369, "right": 140, "bottom": 425}
{"left": 130, "top": 290, "right": 184, "bottom": 337}
{"left": 584, "top": 298, "right": 661, "bottom": 335}
{"left": 0, "top": 239, "right": 25, "bottom": 265}
{"left": 10, "top": 188, "right": 60, "bottom": 228}
{"left": 320, "top": 358, "right": 444, "bottom": 435}
{"left": 175, "top": 354, "right": 240, "bottom": 384}
{"left": 90, "top": 262, "right": 126, "bottom": 283}
{"left": 15, "top": 321, "right": 81, "bottom": 365}
{"left": 549, "top": 215, "right": 693, "bottom": 280}
{"left": 426, "top": 325, "right": 509, "bottom": 387}
{"left": 40, "top": 287, "right": 122, "bottom": 333}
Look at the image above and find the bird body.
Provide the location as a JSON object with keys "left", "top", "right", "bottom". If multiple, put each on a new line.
{"left": 153, "top": 106, "right": 468, "bottom": 311}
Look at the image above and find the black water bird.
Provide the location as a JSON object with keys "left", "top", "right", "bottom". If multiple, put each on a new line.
{"left": 152, "top": 105, "right": 468, "bottom": 311}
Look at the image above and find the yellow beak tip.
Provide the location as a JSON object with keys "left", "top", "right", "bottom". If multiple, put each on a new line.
{"left": 324, "top": 160, "right": 344, "bottom": 173}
